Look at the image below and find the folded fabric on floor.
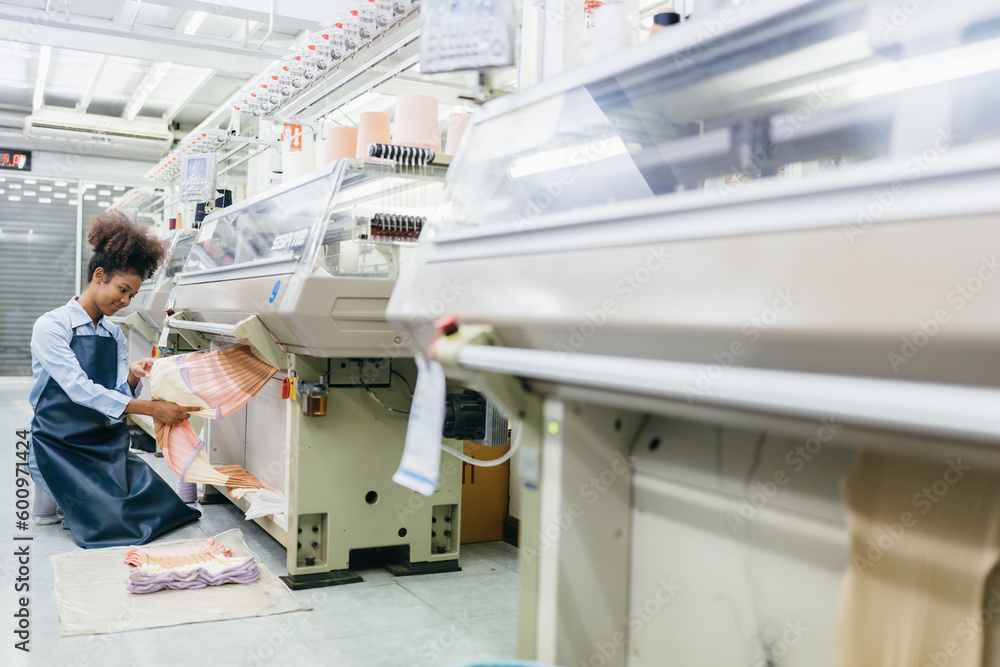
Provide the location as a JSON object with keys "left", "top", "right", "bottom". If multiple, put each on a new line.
{"left": 124, "top": 537, "right": 231, "bottom": 567}
{"left": 150, "top": 346, "right": 282, "bottom": 511}
{"left": 54, "top": 528, "right": 311, "bottom": 636}
{"left": 124, "top": 536, "right": 261, "bottom": 594}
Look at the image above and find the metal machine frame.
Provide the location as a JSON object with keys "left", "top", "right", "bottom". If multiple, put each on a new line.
{"left": 167, "top": 157, "right": 463, "bottom": 587}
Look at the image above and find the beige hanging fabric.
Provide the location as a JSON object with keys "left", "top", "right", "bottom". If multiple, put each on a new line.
{"left": 150, "top": 346, "right": 278, "bottom": 496}
{"left": 836, "top": 451, "right": 1000, "bottom": 667}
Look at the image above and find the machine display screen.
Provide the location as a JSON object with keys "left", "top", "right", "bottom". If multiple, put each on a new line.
{"left": 186, "top": 157, "right": 208, "bottom": 179}
{"left": 0, "top": 149, "right": 31, "bottom": 171}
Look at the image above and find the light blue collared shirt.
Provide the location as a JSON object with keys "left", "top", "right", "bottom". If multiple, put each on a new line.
{"left": 29, "top": 297, "right": 141, "bottom": 420}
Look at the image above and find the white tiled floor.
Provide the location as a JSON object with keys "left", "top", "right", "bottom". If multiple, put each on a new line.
{"left": 0, "top": 379, "right": 520, "bottom": 667}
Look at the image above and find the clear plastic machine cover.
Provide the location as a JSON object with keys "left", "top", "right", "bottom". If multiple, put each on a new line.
{"left": 436, "top": 0, "right": 1000, "bottom": 234}
{"left": 180, "top": 160, "right": 445, "bottom": 283}
{"left": 160, "top": 230, "right": 197, "bottom": 281}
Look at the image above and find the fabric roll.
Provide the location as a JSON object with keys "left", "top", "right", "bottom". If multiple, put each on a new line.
{"left": 393, "top": 94, "right": 440, "bottom": 152}
{"left": 318, "top": 125, "right": 359, "bottom": 165}
{"left": 282, "top": 152, "right": 316, "bottom": 181}
{"left": 177, "top": 481, "right": 197, "bottom": 503}
{"left": 836, "top": 451, "right": 1000, "bottom": 667}
{"left": 356, "top": 111, "right": 391, "bottom": 158}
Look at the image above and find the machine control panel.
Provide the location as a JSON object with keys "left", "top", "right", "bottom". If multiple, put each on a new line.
{"left": 179, "top": 153, "right": 217, "bottom": 203}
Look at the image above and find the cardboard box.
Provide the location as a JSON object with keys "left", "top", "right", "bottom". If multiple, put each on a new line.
{"left": 460, "top": 441, "right": 510, "bottom": 544}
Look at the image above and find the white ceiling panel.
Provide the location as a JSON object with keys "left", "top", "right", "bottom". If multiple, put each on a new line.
{"left": 198, "top": 13, "right": 254, "bottom": 39}
{"left": 63, "top": 0, "right": 121, "bottom": 20}
{"left": 135, "top": 3, "right": 186, "bottom": 29}
{"left": 143, "top": 65, "right": 207, "bottom": 108}
{"left": 195, "top": 73, "right": 245, "bottom": 105}
{"left": 43, "top": 50, "right": 103, "bottom": 103}
{"left": 98, "top": 56, "right": 149, "bottom": 99}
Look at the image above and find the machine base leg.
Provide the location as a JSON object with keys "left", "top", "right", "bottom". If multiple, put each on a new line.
{"left": 198, "top": 486, "right": 230, "bottom": 505}
{"left": 280, "top": 570, "right": 364, "bottom": 590}
{"left": 384, "top": 559, "right": 462, "bottom": 577}
{"left": 129, "top": 426, "right": 157, "bottom": 453}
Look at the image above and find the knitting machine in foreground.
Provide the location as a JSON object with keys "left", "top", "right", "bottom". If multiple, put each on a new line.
{"left": 387, "top": 0, "right": 1000, "bottom": 664}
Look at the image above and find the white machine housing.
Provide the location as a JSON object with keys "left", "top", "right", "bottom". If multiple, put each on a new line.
{"left": 386, "top": 0, "right": 1000, "bottom": 663}
{"left": 169, "top": 157, "right": 461, "bottom": 585}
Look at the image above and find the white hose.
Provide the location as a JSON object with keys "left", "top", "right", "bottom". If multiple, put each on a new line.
{"left": 441, "top": 421, "right": 523, "bottom": 467}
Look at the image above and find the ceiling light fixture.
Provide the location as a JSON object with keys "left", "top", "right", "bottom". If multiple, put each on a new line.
{"left": 33, "top": 45, "right": 51, "bottom": 110}
{"left": 183, "top": 11, "right": 208, "bottom": 35}
{"left": 123, "top": 61, "right": 172, "bottom": 120}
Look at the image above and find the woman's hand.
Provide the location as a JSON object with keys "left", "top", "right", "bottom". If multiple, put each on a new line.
{"left": 147, "top": 400, "right": 201, "bottom": 427}
{"left": 129, "top": 358, "right": 155, "bottom": 381}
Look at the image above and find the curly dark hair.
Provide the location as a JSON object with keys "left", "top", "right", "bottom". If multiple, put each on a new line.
{"left": 86, "top": 210, "right": 165, "bottom": 282}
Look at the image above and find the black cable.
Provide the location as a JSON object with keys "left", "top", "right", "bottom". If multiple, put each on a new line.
{"left": 357, "top": 365, "right": 409, "bottom": 415}
{"left": 390, "top": 368, "right": 413, "bottom": 397}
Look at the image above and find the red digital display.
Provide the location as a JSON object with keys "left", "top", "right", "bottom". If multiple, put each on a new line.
{"left": 0, "top": 150, "right": 31, "bottom": 171}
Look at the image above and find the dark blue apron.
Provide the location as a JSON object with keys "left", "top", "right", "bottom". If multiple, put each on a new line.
{"left": 30, "top": 334, "right": 200, "bottom": 548}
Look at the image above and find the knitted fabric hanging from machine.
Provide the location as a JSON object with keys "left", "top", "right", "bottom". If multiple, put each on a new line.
{"left": 150, "top": 346, "right": 284, "bottom": 518}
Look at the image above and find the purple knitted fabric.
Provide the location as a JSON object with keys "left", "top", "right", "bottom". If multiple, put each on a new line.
{"left": 126, "top": 556, "right": 261, "bottom": 594}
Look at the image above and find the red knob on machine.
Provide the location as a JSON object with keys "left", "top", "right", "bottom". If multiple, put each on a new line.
{"left": 434, "top": 314, "right": 459, "bottom": 337}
